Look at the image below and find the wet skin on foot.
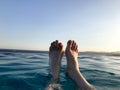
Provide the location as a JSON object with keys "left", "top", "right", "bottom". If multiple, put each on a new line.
{"left": 65, "top": 40, "right": 95, "bottom": 90}
{"left": 65, "top": 40, "right": 79, "bottom": 75}
{"left": 49, "top": 40, "right": 64, "bottom": 81}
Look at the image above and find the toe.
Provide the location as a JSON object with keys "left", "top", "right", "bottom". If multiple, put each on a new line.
{"left": 67, "top": 40, "right": 72, "bottom": 45}
{"left": 55, "top": 40, "right": 59, "bottom": 46}
{"left": 71, "top": 40, "right": 76, "bottom": 50}
{"left": 50, "top": 41, "right": 56, "bottom": 51}
{"left": 59, "top": 43, "right": 63, "bottom": 51}
{"left": 52, "top": 42, "right": 56, "bottom": 50}
{"left": 75, "top": 43, "right": 79, "bottom": 52}
{"left": 50, "top": 42, "right": 54, "bottom": 51}
{"left": 67, "top": 40, "right": 73, "bottom": 50}
{"left": 55, "top": 40, "right": 59, "bottom": 50}
{"left": 75, "top": 44, "right": 78, "bottom": 52}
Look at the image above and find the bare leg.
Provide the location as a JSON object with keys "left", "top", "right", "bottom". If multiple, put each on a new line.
{"left": 49, "top": 40, "right": 64, "bottom": 82}
{"left": 45, "top": 40, "right": 64, "bottom": 90}
{"left": 65, "top": 40, "right": 95, "bottom": 90}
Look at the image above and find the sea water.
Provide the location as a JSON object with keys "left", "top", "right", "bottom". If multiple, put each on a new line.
{"left": 0, "top": 50, "right": 120, "bottom": 90}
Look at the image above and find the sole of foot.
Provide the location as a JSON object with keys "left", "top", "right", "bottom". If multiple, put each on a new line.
{"left": 49, "top": 40, "right": 64, "bottom": 81}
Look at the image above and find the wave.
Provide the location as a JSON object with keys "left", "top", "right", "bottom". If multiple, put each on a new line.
{"left": 0, "top": 50, "right": 120, "bottom": 90}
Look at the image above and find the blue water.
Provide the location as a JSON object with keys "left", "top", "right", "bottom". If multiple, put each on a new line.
{"left": 0, "top": 50, "right": 120, "bottom": 90}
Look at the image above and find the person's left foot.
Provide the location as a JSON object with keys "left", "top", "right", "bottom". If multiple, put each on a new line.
{"left": 49, "top": 40, "right": 64, "bottom": 82}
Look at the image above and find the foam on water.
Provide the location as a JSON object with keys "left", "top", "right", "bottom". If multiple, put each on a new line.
{"left": 0, "top": 50, "right": 120, "bottom": 90}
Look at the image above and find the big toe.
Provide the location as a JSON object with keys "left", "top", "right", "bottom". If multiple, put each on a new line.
{"left": 58, "top": 43, "right": 63, "bottom": 51}
{"left": 66, "top": 40, "right": 73, "bottom": 49}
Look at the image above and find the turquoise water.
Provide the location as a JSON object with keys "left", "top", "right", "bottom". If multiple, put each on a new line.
{"left": 0, "top": 50, "right": 120, "bottom": 90}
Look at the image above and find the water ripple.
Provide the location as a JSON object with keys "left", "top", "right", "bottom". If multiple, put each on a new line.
{"left": 0, "top": 51, "right": 120, "bottom": 90}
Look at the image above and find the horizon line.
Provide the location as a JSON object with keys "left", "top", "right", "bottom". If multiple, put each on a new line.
{"left": 0, "top": 48, "right": 120, "bottom": 53}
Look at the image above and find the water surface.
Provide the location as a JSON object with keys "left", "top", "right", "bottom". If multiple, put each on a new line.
{"left": 0, "top": 50, "right": 120, "bottom": 90}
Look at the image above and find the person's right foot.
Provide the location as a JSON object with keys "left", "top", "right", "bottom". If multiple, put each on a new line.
{"left": 65, "top": 40, "right": 95, "bottom": 90}
{"left": 65, "top": 40, "right": 79, "bottom": 76}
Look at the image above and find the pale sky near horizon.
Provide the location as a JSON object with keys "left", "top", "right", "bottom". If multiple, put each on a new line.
{"left": 0, "top": 0, "right": 120, "bottom": 52}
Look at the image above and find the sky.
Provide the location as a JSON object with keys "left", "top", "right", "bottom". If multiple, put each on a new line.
{"left": 0, "top": 0, "right": 120, "bottom": 52}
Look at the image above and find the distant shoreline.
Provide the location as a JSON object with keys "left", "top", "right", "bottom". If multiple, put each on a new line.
{"left": 0, "top": 48, "right": 120, "bottom": 56}
{"left": 0, "top": 49, "right": 48, "bottom": 53}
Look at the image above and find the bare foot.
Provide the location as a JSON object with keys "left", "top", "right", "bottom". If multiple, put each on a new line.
{"left": 49, "top": 40, "right": 64, "bottom": 82}
{"left": 65, "top": 40, "right": 79, "bottom": 75}
{"left": 65, "top": 40, "right": 95, "bottom": 90}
